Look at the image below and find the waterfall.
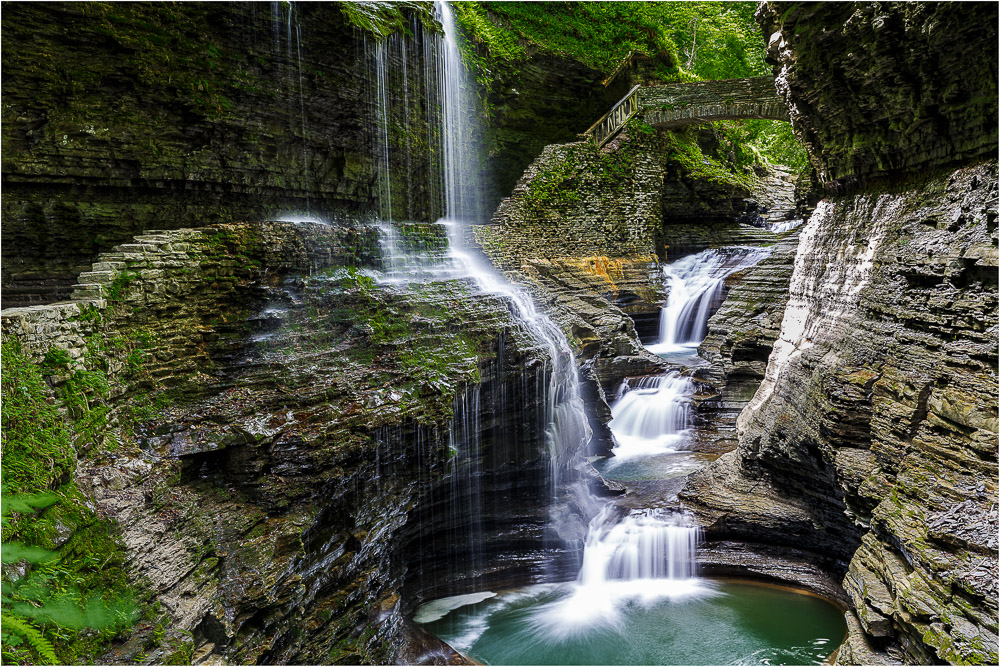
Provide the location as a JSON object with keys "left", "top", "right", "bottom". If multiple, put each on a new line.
{"left": 647, "top": 247, "right": 771, "bottom": 355}
{"left": 607, "top": 371, "right": 694, "bottom": 461}
{"left": 530, "top": 507, "right": 709, "bottom": 638}
{"left": 579, "top": 509, "right": 700, "bottom": 584}
{"left": 435, "top": 1, "right": 481, "bottom": 225}
{"left": 368, "top": 1, "right": 594, "bottom": 583}
{"left": 430, "top": 0, "right": 592, "bottom": 540}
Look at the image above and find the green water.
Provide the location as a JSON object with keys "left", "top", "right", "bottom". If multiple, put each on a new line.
{"left": 419, "top": 581, "right": 846, "bottom": 665}
{"left": 592, "top": 451, "right": 715, "bottom": 481}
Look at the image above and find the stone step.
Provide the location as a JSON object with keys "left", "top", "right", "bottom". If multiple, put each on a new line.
{"left": 70, "top": 284, "right": 104, "bottom": 300}
{"left": 91, "top": 261, "right": 126, "bottom": 272}
{"left": 76, "top": 271, "right": 115, "bottom": 284}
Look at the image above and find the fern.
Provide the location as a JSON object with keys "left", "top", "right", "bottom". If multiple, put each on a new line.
{"left": 1, "top": 614, "right": 59, "bottom": 664}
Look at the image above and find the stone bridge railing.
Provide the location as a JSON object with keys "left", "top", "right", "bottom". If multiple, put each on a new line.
{"left": 585, "top": 76, "right": 789, "bottom": 147}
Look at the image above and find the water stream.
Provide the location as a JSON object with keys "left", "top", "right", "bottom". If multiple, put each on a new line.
{"left": 647, "top": 247, "right": 771, "bottom": 356}
{"left": 370, "top": 4, "right": 843, "bottom": 663}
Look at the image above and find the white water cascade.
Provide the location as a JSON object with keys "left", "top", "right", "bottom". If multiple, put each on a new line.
{"left": 530, "top": 507, "right": 710, "bottom": 637}
{"left": 435, "top": 1, "right": 482, "bottom": 224}
{"left": 606, "top": 372, "right": 695, "bottom": 461}
{"left": 647, "top": 247, "right": 771, "bottom": 355}
{"left": 369, "top": 1, "right": 595, "bottom": 579}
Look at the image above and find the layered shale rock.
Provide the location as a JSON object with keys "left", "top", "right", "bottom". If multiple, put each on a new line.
{"left": 2, "top": 221, "right": 574, "bottom": 664}
{"left": 756, "top": 2, "right": 998, "bottom": 190}
{"left": 683, "top": 161, "right": 998, "bottom": 665}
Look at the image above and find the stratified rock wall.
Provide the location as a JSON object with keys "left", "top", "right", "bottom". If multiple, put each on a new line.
{"left": 684, "top": 162, "right": 998, "bottom": 665}
{"left": 1, "top": 3, "right": 406, "bottom": 306}
{"left": 757, "top": 2, "right": 998, "bottom": 190}
{"left": 2, "top": 220, "right": 567, "bottom": 665}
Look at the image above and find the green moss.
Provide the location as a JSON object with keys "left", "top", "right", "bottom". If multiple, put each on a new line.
{"left": 338, "top": 1, "right": 438, "bottom": 40}
{"left": 1, "top": 340, "right": 147, "bottom": 665}
{"left": 662, "top": 126, "right": 753, "bottom": 189}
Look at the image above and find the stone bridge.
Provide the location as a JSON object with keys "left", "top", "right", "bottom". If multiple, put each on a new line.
{"left": 585, "top": 76, "right": 789, "bottom": 146}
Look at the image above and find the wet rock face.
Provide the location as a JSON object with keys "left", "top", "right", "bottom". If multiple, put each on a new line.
{"left": 1, "top": 3, "right": 410, "bottom": 306}
{"left": 694, "top": 232, "right": 799, "bottom": 451}
{"left": 683, "top": 161, "right": 999, "bottom": 665}
{"left": 756, "top": 2, "right": 998, "bottom": 190}
{"left": 4, "top": 220, "right": 572, "bottom": 664}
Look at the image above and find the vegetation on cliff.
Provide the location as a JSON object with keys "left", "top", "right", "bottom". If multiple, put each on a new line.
{"left": 453, "top": 1, "right": 806, "bottom": 175}
{"left": 1, "top": 340, "right": 143, "bottom": 665}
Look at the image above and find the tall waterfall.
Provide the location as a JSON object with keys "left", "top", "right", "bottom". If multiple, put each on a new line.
{"left": 370, "top": 1, "right": 594, "bottom": 582}
{"left": 647, "top": 247, "right": 771, "bottom": 355}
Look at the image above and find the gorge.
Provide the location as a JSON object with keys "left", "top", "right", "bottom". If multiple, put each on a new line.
{"left": 1, "top": 2, "right": 997, "bottom": 666}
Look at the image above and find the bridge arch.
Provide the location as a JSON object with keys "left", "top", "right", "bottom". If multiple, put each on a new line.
{"left": 585, "top": 76, "right": 790, "bottom": 147}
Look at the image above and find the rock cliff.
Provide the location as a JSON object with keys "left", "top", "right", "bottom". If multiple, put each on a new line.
{"left": 2, "top": 220, "right": 576, "bottom": 664}
{"left": 757, "top": 2, "right": 998, "bottom": 190}
{"left": 683, "top": 3, "right": 998, "bottom": 663}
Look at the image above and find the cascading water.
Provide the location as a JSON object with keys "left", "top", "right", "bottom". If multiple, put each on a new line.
{"left": 647, "top": 247, "right": 771, "bottom": 355}
{"left": 368, "top": 0, "right": 594, "bottom": 586}
{"left": 530, "top": 507, "right": 708, "bottom": 637}
{"left": 606, "top": 372, "right": 694, "bottom": 461}
{"left": 768, "top": 218, "right": 805, "bottom": 233}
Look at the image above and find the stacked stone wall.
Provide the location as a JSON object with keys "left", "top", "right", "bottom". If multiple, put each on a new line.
{"left": 638, "top": 76, "right": 789, "bottom": 127}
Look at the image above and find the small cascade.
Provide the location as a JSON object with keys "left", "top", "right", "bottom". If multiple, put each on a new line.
{"left": 768, "top": 217, "right": 805, "bottom": 233}
{"left": 578, "top": 509, "right": 700, "bottom": 584}
{"left": 607, "top": 372, "right": 695, "bottom": 461}
{"left": 374, "top": 223, "right": 455, "bottom": 284}
{"left": 530, "top": 507, "right": 709, "bottom": 637}
{"left": 648, "top": 246, "right": 771, "bottom": 355}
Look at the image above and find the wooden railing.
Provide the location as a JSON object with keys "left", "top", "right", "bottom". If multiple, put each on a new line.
{"left": 583, "top": 85, "right": 641, "bottom": 148}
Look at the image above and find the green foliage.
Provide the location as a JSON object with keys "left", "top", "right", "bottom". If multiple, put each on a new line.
{"left": 453, "top": 2, "right": 809, "bottom": 169}
{"left": 1, "top": 339, "right": 76, "bottom": 494}
{"left": 657, "top": 1, "right": 768, "bottom": 80}
{"left": 455, "top": 1, "right": 767, "bottom": 82}
{"left": 1, "top": 339, "right": 154, "bottom": 664}
{"left": 720, "top": 119, "right": 810, "bottom": 171}
{"left": 465, "top": 2, "right": 682, "bottom": 75}
{"left": 1, "top": 490, "right": 140, "bottom": 665}
{"left": 338, "top": 1, "right": 438, "bottom": 39}
{"left": 106, "top": 270, "right": 137, "bottom": 305}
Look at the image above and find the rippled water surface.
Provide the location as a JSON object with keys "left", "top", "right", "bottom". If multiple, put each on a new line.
{"left": 420, "top": 581, "right": 846, "bottom": 665}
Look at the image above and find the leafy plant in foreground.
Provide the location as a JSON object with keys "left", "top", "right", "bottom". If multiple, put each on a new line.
{"left": 1, "top": 490, "right": 139, "bottom": 665}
